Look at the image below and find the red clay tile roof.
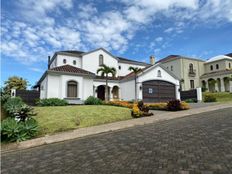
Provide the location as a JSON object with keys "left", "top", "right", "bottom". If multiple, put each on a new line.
{"left": 49, "top": 65, "right": 95, "bottom": 76}
{"left": 156, "top": 55, "right": 180, "bottom": 63}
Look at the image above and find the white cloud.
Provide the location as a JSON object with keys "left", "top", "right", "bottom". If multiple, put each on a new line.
{"left": 29, "top": 68, "right": 43, "bottom": 72}
{"left": 1, "top": 0, "right": 232, "bottom": 65}
{"left": 155, "top": 37, "right": 163, "bottom": 42}
{"left": 16, "top": 0, "right": 73, "bottom": 25}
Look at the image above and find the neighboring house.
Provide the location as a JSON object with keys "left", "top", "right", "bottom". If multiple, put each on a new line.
{"left": 157, "top": 54, "right": 232, "bottom": 92}
{"left": 201, "top": 54, "right": 232, "bottom": 92}
{"left": 157, "top": 55, "right": 205, "bottom": 91}
{"left": 35, "top": 48, "right": 181, "bottom": 103}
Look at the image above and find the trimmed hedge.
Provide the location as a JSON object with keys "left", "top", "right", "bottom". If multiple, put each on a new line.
{"left": 36, "top": 98, "right": 68, "bottom": 106}
{"left": 84, "top": 96, "right": 103, "bottom": 105}
{"left": 204, "top": 93, "right": 217, "bottom": 102}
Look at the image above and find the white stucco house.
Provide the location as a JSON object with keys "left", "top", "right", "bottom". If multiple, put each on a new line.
{"left": 35, "top": 48, "right": 181, "bottom": 103}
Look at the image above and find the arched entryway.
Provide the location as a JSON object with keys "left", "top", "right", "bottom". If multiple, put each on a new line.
{"left": 67, "top": 80, "right": 78, "bottom": 98}
{"left": 97, "top": 85, "right": 105, "bottom": 100}
{"left": 208, "top": 79, "right": 216, "bottom": 92}
{"left": 112, "top": 86, "right": 119, "bottom": 100}
{"left": 202, "top": 80, "right": 207, "bottom": 91}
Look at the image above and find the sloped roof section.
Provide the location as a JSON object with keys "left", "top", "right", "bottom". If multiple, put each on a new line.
{"left": 206, "top": 55, "right": 232, "bottom": 63}
{"left": 49, "top": 65, "right": 95, "bottom": 76}
{"left": 156, "top": 55, "right": 180, "bottom": 63}
{"left": 157, "top": 55, "right": 204, "bottom": 63}
{"left": 225, "top": 53, "right": 232, "bottom": 58}
{"left": 117, "top": 56, "right": 150, "bottom": 66}
{"left": 54, "top": 48, "right": 149, "bottom": 66}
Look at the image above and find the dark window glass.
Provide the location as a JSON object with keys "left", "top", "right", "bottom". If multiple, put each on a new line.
{"left": 73, "top": 60, "right": 76, "bottom": 65}
{"left": 210, "top": 65, "right": 213, "bottom": 71}
{"left": 216, "top": 64, "right": 219, "bottom": 69}
{"left": 63, "top": 59, "right": 67, "bottom": 64}
{"left": 190, "top": 80, "right": 194, "bottom": 89}
{"left": 119, "top": 66, "right": 121, "bottom": 70}
{"left": 189, "top": 63, "right": 193, "bottom": 72}
{"left": 229, "top": 63, "right": 231, "bottom": 68}
{"left": 171, "top": 66, "right": 173, "bottom": 71}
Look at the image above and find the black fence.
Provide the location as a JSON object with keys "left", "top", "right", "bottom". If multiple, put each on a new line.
{"left": 180, "top": 89, "right": 197, "bottom": 101}
{"left": 16, "top": 90, "right": 40, "bottom": 106}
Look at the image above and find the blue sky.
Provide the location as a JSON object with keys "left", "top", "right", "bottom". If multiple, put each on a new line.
{"left": 1, "top": 0, "right": 232, "bottom": 87}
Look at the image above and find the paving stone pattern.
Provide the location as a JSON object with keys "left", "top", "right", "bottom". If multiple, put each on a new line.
{"left": 1, "top": 108, "right": 232, "bottom": 174}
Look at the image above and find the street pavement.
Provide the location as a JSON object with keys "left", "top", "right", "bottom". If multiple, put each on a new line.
{"left": 1, "top": 108, "right": 232, "bottom": 174}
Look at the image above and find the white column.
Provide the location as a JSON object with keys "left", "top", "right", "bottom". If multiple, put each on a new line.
{"left": 175, "top": 85, "right": 181, "bottom": 100}
{"left": 221, "top": 78, "right": 225, "bottom": 92}
{"left": 137, "top": 83, "right": 142, "bottom": 100}
{"left": 215, "top": 80, "right": 219, "bottom": 92}
{"left": 118, "top": 87, "right": 121, "bottom": 100}
{"left": 93, "top": 86, "right": 96, "bottom": 97}
{"left": 229, "top": 80, "right": 232, "bottom": 93}
{"left": 205, "top": 80, "right": 209, "bottom": 91}
{"left": 109, "top": 87, "right": 113, "bottom": 101}
{"left": 196, "top": 87, "right": 202, "bottom": 102}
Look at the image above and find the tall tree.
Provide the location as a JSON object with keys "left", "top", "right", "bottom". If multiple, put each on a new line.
{"left": 4, "top": 76, "right": 28, "bottom": 94}
{"left": 128, "top": 67, "right": 142, "bottom": 102}
{"left": 97, "top": 65, "right": 116, "bottom": 101}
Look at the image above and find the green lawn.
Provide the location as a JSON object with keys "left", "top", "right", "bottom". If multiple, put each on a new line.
{"left": 34, "top": 105, "right": 131, "bottom": 136}
{"left": 203, "top": 92, "right": 232, "bottom": 103}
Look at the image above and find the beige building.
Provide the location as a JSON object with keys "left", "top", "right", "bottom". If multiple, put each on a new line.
{"left": 200, "top": 55, "right": 232, "bottom": 92}
{"left": 157, "top": 54, "right": 232, "bottom": 92}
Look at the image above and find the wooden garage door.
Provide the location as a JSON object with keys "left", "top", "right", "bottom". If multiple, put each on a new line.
{"left": 142, "top": 80, "right": 176, "bottom": 103}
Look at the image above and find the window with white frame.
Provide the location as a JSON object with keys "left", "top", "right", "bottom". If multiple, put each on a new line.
{"left": 99, "top": 54, "right": 104, "bottom": 65}
{"left": 148, "top": 88, "right": 153, "bottom": 94}
{"left": 157, "top": 70, "right": 161, "bottom": 77}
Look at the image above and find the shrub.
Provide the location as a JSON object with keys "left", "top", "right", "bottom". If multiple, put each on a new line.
{"left": 167, "top": 100, "right": 182, "bottom": 111}
{"left": 1, "top": 118, "right": 38, "bottom": 142}
{"left": 84, "top": 96, "right": 103, "bottom": 105}
{"left": 137, "top": 101, "right": 149, "bottom": 112}
{"left": 3, "top": 97, "right": 36, "bottom": 121}
{"left": 36, "top": 98, "right": 68, "bottom": 106}
{"left": 131, "top": 103, "right": 142, "bottom": 118}
{"left": 0, "top": 89, "right": 10, "bottom": 105}
{"left": 204, "top": 93, "right": 217, "bottom": 102}
{"left": 145, "top": 103, "right": 167, "bottom": 110}
{"left": 104, "top": 101, "right": 133, "bottom": 108}
{"left": 3, "top": 97, "right": 24, "bottom": 115}
{"left": 180, "top": 101, "right": 190, "bottom": 110}
{"left": 184, "top": 98, "right": 197, "bottom": 103}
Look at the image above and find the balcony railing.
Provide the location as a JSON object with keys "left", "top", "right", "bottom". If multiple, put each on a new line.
{"left": 188, "top": 69, "right": 196, "bottom": 77}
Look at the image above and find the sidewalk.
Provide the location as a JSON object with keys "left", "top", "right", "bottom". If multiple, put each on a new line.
{"left": 1, "top": 103, "right": 232, "bottom": 153}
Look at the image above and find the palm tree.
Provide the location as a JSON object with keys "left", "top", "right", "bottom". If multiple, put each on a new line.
{"left": 97, "top": 64, "right": 116, "bottom": 101}
{"left": 128, "top": 66, "right": 142, "bottom": 102}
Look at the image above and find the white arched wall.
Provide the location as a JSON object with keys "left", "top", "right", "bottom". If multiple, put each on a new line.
{"left": 120, "top": 65, "right": 180, "bottom": 101}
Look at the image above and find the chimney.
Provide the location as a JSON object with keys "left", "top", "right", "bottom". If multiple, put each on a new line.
{"left": 150, "top": 55, "right": 155, "bottom": 65}
{"left": 48, "top": 56, "right": 51, "bottom": 69}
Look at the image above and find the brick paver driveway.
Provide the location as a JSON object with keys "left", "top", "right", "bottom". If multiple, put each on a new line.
{"left": 2, "top": 108, "right": 232, "bottom": 174}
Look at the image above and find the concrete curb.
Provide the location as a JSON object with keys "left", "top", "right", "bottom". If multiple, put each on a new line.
{"left": 1, "top": 103, "right": 232, "bottom": 153}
